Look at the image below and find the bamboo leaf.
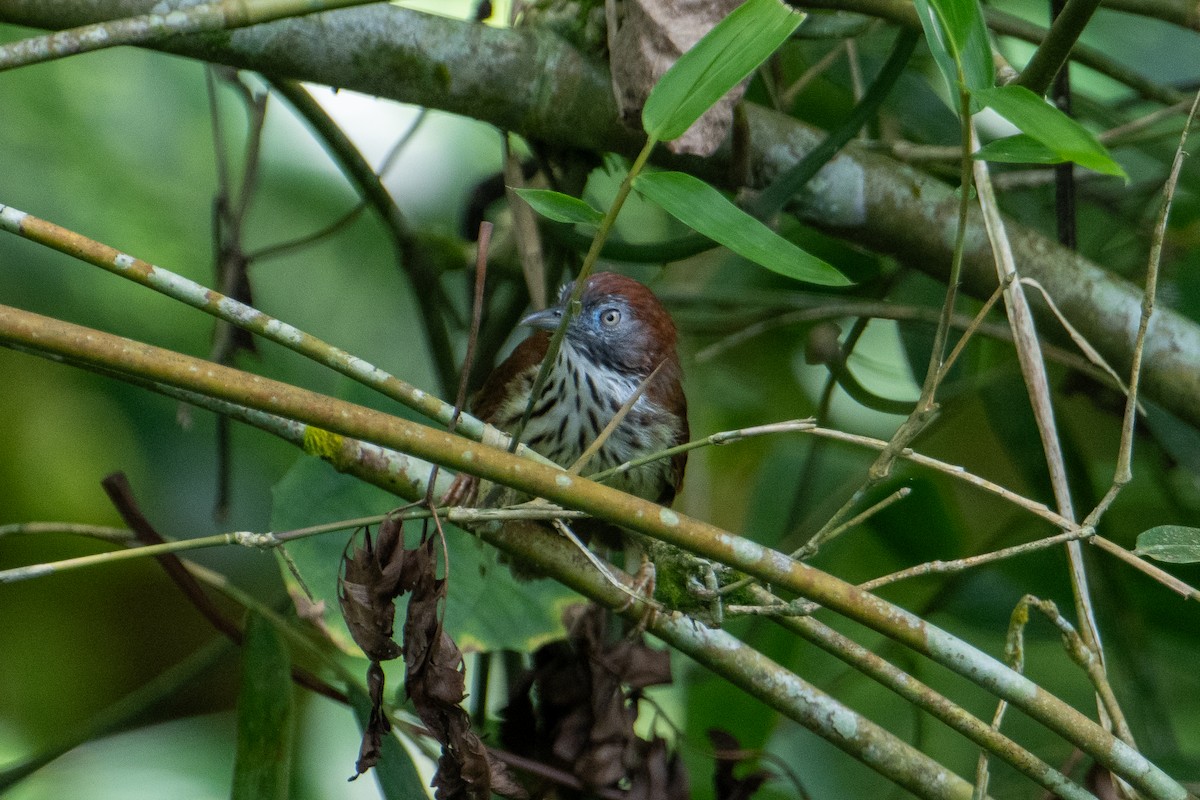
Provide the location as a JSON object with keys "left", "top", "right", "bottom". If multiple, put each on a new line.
{"left": 973, "top": 133, "right": 1063, "bottom": 165}
{"left": 973, "top": 85, "right": 1127, "bottom": 177}
{"left": 349, "top": 685, "right": 428, "bottom": 799}
{"left": 633, "top": 171, "right": 851, "bottom": 286}
{"left": 912, "top": 0, "right": 993, "bottom": 107}
{"left": 642, "top": 0, "right": 803, "bottom": 141}
{"left": 512, "top": 188, "right": 603, "bottom": 226}
{"left": 231, "top": 613, "right": 294, "bottom": 800}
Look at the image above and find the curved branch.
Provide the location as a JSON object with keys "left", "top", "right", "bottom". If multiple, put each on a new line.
{"left": 0, "top": 303, "right": 1187, "bottom": 800}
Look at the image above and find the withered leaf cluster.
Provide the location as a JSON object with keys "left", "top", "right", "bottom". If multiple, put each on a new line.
{"left": 501, "top": 603, "right": 688, "bottom": 799}
{"left": 709, "top": 729, "right": 773, "bottom": 800}
{"left": 338, "top": 518, "right": 524, "bottom": 798}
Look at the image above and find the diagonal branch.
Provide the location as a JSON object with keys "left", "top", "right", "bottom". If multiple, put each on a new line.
{"left": 0, "top": 302, "right": 1187, "bottom": 800}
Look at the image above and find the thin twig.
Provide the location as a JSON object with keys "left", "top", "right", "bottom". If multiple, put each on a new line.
{"left": 503, "top": 134, "right": 548, "bottom": 310}
{"left": 1090, "top": 537, "right": 1200, "bottom": 602}
{"left": 792, "top": 486, "right": 911, "bottom": 560}
{"left": 938, "top": 280, "right": 1009, "bottom": 382}
{"left": 972, "top": 122, "right": 1105, "bottom": 664}
{"left": 0, "top": 202, "right": 556, "bottom": 470}
{"left": 780, "top": 41, "right": 847, "bottom": 108}
{"left": 1016, "top": 277, "right": 1131, "bottom": 401}
{"left": 268, "top": 78, "right": 458, "bottom": 395}
{"left": 589, "top": 420, "right": 817, "bottom": 485}
{"left": 1010, "top": 596, "right": 1136, "bottom": 747}
{"left": 551, "top": 519, "right": 661, "bottom": 609}
{"left": 0, "top": 505, "right": 592, "bottom": 584}
{"left": 1099, "top": 99, "right": 1194, "bottom": 146}
{"left": 426, "top": 220, "right": 492, "bottom": 505}
{"left": 799, "top": 425, "right": 1073, "bottom": 528}
{"left": 249, "top": 108, "right": 428, "bottom": 263}
{"left": 569, "top": 362, "right": 663, "bottom": 476}
{"left": 0, "top": 522, "right": 132, "bottom": 543}
{"left": 693, "top": 294, "right": 1117, "bottom": 390}
{"left": 859, "top": 527, "right": 1095, "bottom": 593}
{"left": 1084, "top": 88, "right": 1200, "bottom": 527}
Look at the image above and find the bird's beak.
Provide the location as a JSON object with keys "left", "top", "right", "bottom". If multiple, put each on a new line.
{"left": 520, "top": 305, "right": 564, "bottom": 332}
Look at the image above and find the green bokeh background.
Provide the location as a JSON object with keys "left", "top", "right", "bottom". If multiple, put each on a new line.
{"left": 2, "top": 3, "right": 1200, "bottom": 798}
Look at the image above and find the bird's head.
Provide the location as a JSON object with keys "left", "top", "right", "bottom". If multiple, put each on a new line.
{"left": 520, "top": 272, "right": 678, "bottom": 376}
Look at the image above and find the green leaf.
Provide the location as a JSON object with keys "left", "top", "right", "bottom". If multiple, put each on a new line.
{"left": 633, "top": 171, "right": 851, "bottom": 286}
{"left": 231, "top": 613, "right": 294, "bottom": 800}
{"left": 1135, "top": 525, "right": 1200, "bottom": 563}
{"left": 973, "top": 85, "right": 1127, "bottom": 178}
{"left": 912, "top": 0, "right": 993, "bottom": 107}
{"left": 348, "top": 685, "right": 427, "bottom": 799}
{"left": 512, "top": 188, "right": 603, "bottom": 226}
{"left": 270, "top": 457, "right": 577, "bottom": 657}
{"left": 642, "top": 0, "right": 804, "bottom": 141}
{"left": 973, "top": 133, "right": 1064, "bottom": 165}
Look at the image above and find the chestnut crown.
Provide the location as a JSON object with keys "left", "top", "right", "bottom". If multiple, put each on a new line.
{"left": 520, "top": 272, "right": 679, "bottom": 376}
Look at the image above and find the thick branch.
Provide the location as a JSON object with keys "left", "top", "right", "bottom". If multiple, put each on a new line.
{"left": 2, "top": 2, "right": 1196, "bottom": 430}
{"left": 0, "top": 303, "right": 1187, "bottom": 800}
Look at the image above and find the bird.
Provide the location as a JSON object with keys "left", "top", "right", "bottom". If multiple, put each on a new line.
{"left": 448, "top": 271, "right": 688, "bottom": 566}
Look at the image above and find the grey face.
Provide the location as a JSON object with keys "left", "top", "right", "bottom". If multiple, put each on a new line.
{"left": 522, "top": 281, "right": 645, "bottom": 375}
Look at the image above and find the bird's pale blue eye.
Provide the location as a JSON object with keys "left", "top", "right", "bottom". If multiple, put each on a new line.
{"left": 600, "top": 308, "right": 621, "bottom": 326}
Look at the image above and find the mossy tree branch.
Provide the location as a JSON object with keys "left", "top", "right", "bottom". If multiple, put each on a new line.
{"left": 2, "top": 1, "right": 1198, "bottom": 432}
{"left": 0, "top": 302, "right": 1188, "bottom": 800}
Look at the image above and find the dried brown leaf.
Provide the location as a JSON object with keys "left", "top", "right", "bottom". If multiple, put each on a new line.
{"left": 402, "top": 537, "right": 527, "bottom": 799}
{"left": 501, "top": 603, "right": 685, "bottom": 796}
{"left": 337, "top": 517, "right": 410, "bottom": 661}
{"left": 709, "top": 729, "right": 772, "bottom": 800}
{"left": 350, "top": 662, "right": 392, "bottom": 779}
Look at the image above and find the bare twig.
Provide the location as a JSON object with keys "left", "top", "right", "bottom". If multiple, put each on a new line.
{"left": 0, "top": 304, "right": 1186, "bottom": 798}
{"left": 1090, "top": 537, "right": 1200, "bottom": 602}
{"left": 0, "top": 202, "right": 555, "bottom": 469}
{"left": 503, "top": 135, "right": 547, "bottom": 310}
{"left": 791, "top": 486, "right": 911, "bottom": 560}
{"left": 972, "top": 123, "right": 1105, "bottom": 666}
{"left": 569, "top": 362, "right": 664, "bottom": 477}
{"left": 426, "top": 220, "right": 493, "bottom": 505}
{"left": 859, "top": 527, "right": 1095, "bottom": 593}
{"left": 1084, "top": 88, "right": 1200, "bottom": 527}
{"left": 589, "top": 420, "right": 817, "bottom": 485}
{"left": 798, "top": 425, "right": 1073, "bottom": 528}
{"left": 0, "top": 522, "right": 132, "bottom": 543}
{"left": 99, "top": 472, "right": 347, "bottom": 702}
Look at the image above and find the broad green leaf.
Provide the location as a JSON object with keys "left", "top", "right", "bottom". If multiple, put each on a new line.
{"left": 974, "top": 133, "right": 1063, "bottom": 165}
{"left": 271, "top": 457, "right": 577, "bottom": 657}
{"left": 973, "top": 85, "right": 1127, "bottom": 178}
{"left": 349, "top": 685, "right": 427, "bottom": 799}
{"left": 512, "top": 188, "right": 603, "bottom": 226}
{"left": 912, "top": 0, "right": 993, "bottom": 108}
{"left": 231, "top": 613, "right": 294, "bottom": 800}
{"left": 642, "top": 0, "right": 804, "bottom": 141}
{"left": 633, "top": 171, "right": 851, "bottom": 286}
{"left": 1135, "top": 525, "right": 1200, "bottom": 563}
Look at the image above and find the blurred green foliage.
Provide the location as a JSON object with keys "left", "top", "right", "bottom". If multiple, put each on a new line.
{"left": 2, "top": 1, "right": 1200, "bottom": 798}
